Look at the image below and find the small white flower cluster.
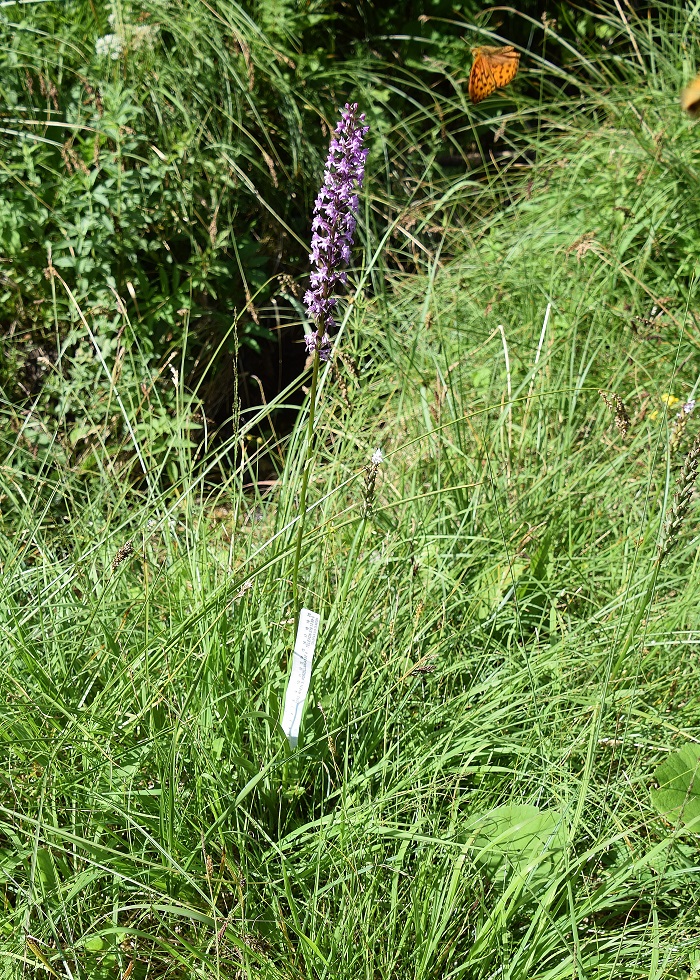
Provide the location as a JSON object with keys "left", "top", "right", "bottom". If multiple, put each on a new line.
{"left": 129, "top": 24, "right": 156, "bottom": 51}
{"left": 95, "top": 33, "right": 124, "bottom": 60}
{"left": 680, "top": 399, "right": 696, "bottom": 418}
{"left": 95, "top": 10, "right": 156, "bottom": 59}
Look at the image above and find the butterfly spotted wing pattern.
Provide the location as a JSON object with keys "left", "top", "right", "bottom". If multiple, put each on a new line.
{"left": 469, "top": 53, "right": 496, "bottom": 104}
{"left": 469, "top": 46, "right": 519, "bottom": 104}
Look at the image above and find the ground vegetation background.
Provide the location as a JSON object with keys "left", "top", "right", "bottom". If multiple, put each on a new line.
{"left": 3, "top": 0, "right": 700, "bottom": 977}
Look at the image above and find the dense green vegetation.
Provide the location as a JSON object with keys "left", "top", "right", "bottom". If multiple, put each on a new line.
{"left": 4, "top": 0, "right": 700, "bottom": 977}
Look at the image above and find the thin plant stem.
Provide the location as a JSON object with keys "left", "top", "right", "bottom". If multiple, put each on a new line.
{"left": 292, "top": 349, "right": 321, "bottom": 630}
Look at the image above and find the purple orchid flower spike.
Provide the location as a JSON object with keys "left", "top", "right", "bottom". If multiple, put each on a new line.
{"left": 303, "top": 103, "right": 369, "bottom": 361}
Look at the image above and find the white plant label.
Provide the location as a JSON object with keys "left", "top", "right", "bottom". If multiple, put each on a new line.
{"left": 281, "top": 608, "right": 320, "bottom": 748}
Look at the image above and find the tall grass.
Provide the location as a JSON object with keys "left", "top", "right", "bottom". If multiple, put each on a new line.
{"left": 3, "top": 1, "right": 700, "bottom": 978}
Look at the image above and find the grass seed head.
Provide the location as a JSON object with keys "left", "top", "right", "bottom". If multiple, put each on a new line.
{"left": 659, "top": 432, "right": 700, "bottom": 563}
{"left": 599, "top": 389, "right": 630, "bottom": 436}
{"left": 362, "top": 447, "right": 384, "bottom": 518}
{"left": 669, "top": 399, "right": 696, "bottom": 453}
{"left": 111, "top": 540, "right": 134, "bottom": 571}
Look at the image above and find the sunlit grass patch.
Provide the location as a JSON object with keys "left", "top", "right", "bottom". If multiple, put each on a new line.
{"left": 4, "top": 1, "right": 700, "bottom": 977}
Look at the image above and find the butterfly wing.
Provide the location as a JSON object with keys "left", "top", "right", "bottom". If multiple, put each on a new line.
{"left": 681, "top": 74, "right": 700, "bottom": 117}
{"left": 469, "top": 45, "right": 519, "bottom": 103}
{"left": 469, "top": 51, "right": 496, "bottom": 104}
{"left": 488, "top": 46, "right": 520, "bottom": 90}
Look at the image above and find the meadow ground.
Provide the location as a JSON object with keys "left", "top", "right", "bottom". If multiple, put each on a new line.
{"left": 4, "top": 2, "right": 700, "bottom": 978}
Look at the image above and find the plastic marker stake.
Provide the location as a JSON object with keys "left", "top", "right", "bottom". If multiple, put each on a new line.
{"left": 281, "top": 608, "right": 320, "bottom": 748}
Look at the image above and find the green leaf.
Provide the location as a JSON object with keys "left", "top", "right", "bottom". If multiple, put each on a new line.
{"left": 36, "top": 847, "right": 58, "bottom": 894}
{"left": 530, "top": 529, "right": 552, "bottom": 582}
{"left": 651, "top": 743, "right": 700, "bottom": 831}
{"left": 469, "top": 805, "right": 567, "bottom": 888}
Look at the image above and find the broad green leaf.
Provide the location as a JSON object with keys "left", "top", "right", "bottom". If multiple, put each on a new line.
{"left": 651, "top": 743, "right": 700, "bottom": 831}
{"left": 469, "top": 804, "right": 567, "bottom": 887}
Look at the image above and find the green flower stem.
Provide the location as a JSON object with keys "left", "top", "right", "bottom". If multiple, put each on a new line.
{"left": 284, "top": 351, "right": 320, "bottom": 782}
{"left": 292, "top": 349, "right": 321, "bottom": 631}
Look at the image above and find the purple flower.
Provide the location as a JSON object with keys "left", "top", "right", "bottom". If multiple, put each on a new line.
{"left": 304, "top": 103, "right": 369, "bottom": 361}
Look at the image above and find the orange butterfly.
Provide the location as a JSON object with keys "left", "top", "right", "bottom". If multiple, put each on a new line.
{"left": 469, "top": 45, "right": 520, "bottom": 104}
{"left": 681, "top": 73, "right": 700, "bottom": 117}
